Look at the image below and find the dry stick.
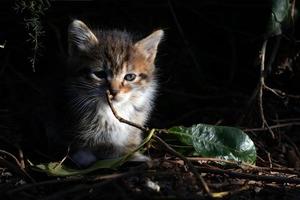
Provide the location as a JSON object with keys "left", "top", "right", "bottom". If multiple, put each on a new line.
{"left": 169, "top": 158, "right": 300, "bottom": 185}
{"left": 153, "top": 135, "right": 212, "bottom": 196}
{"left": 257, "top": 36, "right": 300, "bottom": 134}
{"left": 0, "top": 157, "right": 35, "bottom": 183}
{"left": 7, "top": 177, "right": 82, "bottom": 196}
{"left": 8, "top": 171, "right": 135, "bottom": 196}
{"left": 105, "top": 90, "right": 212, "bottom": 197}
{"left": 17, "top": 146, "right": 26, "bottom": 169}
{"left": 267, "top": 152, "right": 273, "bottom": 169}
{"left": 259, "top": 39, "right": 275, "bottom": 139}
{"left": 272, "top": 118, "right": 300, "bottom": 123}
{"left": 264, "top": 85, "right": 300, "bottom": 99}
{"left": 0, "top": 149, "right": 35, "bottom": 182}
{"left": 187, "top": 157, "right": 300, "bottom": 175}
{"left": 197, "top": 166, "right": 300, "bottom": 184}
{"left": 41, "top": 170, "right": 148, "bottom": 200}
{"left": 0, "top": 149, "right": 23, "bottom": 168}
{"left": 8, "top": 163, "right": 151, "bottom": 198}
{"left": 243, "top": 122, "right": 300, "bottom": 132}
{"left": 105, "top": 90, "right": 148, "bottom": 132}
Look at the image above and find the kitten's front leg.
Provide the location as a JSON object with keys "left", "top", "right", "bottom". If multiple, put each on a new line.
{"left": 70, "top": 149, "right": 97, "bottom": 168}
{"left": 130, "top": 152, "right": 151, "bottom": 162}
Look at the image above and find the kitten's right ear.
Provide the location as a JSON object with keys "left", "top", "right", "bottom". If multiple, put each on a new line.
{"left": 68, "top": 20, "right": 98, "bottom": 56}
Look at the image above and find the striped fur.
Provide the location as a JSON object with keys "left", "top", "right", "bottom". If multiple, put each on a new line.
{"left": 64, "top": 20, "right": 163, "bottom": 166}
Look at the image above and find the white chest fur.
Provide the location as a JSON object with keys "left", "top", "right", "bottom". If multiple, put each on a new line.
{"left": 78, "top": 82, "right": 157, "bottom": 148}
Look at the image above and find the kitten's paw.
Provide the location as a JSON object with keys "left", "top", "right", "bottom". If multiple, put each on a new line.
{"left": 130, "top": 152, "right": 151, "bottom": 162}
{"left": 71, "top": 149, "right": 97, "bottom": 168}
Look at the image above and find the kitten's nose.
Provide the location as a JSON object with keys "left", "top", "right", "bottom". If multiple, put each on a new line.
{"left": 109, "top": 88, "right": 119, "bottom": 97}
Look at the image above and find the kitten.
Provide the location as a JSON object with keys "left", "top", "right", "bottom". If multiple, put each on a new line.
{"left": 63, "top": 20, "right": 163, "bottom": 167}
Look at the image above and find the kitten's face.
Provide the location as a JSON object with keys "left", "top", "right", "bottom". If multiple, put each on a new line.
{"left": 67, "top": 20, "right": 163, "bottom": 104}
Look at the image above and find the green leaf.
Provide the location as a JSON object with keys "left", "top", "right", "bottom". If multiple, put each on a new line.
{"left": 33, "top": 157, "right": 125, "bottom": 176}
{"left": 33, "top": 129, "right": 156, "bottom": 176}
{"left": 267, "top": 0, "right": 292, "bottom": 36}
{"left": 168, "top": 124, "right": 256, "bottom": 164}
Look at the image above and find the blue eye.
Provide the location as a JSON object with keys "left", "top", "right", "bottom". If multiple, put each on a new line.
{"left": 124, "top": 73, "right": 136, "bottom": 81}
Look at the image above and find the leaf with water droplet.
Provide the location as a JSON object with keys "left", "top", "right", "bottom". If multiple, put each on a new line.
{"left": 168, "top": 124, "right": 256, "bottom": 164}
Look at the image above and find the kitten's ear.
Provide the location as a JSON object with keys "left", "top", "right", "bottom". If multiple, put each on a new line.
{"left": 134, "top": 30, "right": 164, "bottom": 63}
{"left": 68, "top": 20, "right": 98, "bottom": 56}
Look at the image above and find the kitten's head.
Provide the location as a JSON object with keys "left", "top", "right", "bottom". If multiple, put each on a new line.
{"left": 67, "top": 20, "right": 163, "bottom": 105}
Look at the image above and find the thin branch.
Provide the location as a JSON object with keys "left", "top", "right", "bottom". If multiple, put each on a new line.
{"left": 243, "top": 122, "right": 300, "bottom": 132}
{"left": 196, "top": 166, "right": 300, "bottom": 184}
{"left": 272, "top": 118, "right": 300, "bottom": 123}
{"left": 154, "top": 135, "right": 212, "bottom": 197}
{"left": 16, "top": 146, "right": 26, "bottom": 169}
{"left": 0, "top": 157, "right": 35, "bottom": 183}
{"left": 7, "top": 177, "right": 82, "bottom": 195}
{"left": 0, "top": 149, "right": 23, "bottom": 168}
{"left": 106, "top": 90, "right": 148, "bottom": 132}
{"left": 264, "top": 84, "right": 300, "bottom": 99}
{"left": 187, "top": 157, "right": 300, "bottom": 175}
{"left": 40, "top": 170, "right": 147, "bottom": 200}
{"left": 105, "top": 90, "right": 212, "bottom": 197}
{"left": 259, "top": 39, "right": 275, "bottom": 138}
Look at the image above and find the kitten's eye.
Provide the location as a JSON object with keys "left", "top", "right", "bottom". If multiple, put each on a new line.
{"left": 92, "top": 70, "right": 107, "bottom": 79}
{"left": 124, "top": 73, "right": 136, "bottom": 81}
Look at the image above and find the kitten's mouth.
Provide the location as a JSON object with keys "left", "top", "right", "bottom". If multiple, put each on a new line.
{"left": 106, "top": 90, "right": 120, "bottom": 102}
{"left": 108, "top": 94, "right": 114, "bottom": 100}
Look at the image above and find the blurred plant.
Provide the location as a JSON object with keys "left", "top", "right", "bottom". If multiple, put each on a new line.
{"left": 14, "top": 0, "right": 50, "bottom": 72}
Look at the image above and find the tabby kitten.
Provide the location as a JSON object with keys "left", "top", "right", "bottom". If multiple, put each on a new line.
{"left": 64, "top": 20, "right": 163, "bottom": 167}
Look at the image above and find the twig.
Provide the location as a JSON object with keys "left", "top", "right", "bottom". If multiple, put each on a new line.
{"left": 197, "top": 166, "right": 300, "bottom": 184}
{"left": 0, "top": 157, "right": 35, "bottom": 183}
{"left": 8, "top": 170, "right": 146, "bottom": 196}
{"left": 272, "top": 118, "right": 300, "bottom": 123}
{"left": 259, "top": 39, "right": 275, "bottom": 138}
{"left": 264, "top": 85, "right": 300, "bottom": 99}
{"left": 267, "top": 152, "right": 273, "bottom": 168}
{"left": 17, "top": 146, "right": 25, "bottom": 169}
{"left": 105, "top": 90, "right": 212, "bottom": 197}
{"left": 243, "top": 122, "right": 300, "bottom": 132}
{"left": 154, "top": 135, "right": 212, "bottom": 197}
{"left": 7, "top": 177, "right": 82, "bottom": 196}
{"left": 105, "top": 90, "right": 148, "bottom": 132}
{"left": 169, "top": 157, "right": 300, "bottom": 176}
{"left": 40, "top": 170, "right": 147, "bottom": 200}
{"left": 0, "top": 149, "right": 23, "bottom": 168}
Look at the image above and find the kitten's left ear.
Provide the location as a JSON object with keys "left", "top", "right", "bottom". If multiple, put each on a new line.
{"left": 134, "top": 30, "right": 164, "bottom": 63}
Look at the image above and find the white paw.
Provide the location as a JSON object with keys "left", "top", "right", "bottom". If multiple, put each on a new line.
{"left": 130, "top": 153, "right": 151, "bottom": 162}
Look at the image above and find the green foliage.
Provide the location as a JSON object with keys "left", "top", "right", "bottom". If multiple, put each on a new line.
{"left": 33, "top": 123, "right": 257, "bottom": 176}
{"left": 168, "top": 124, "right": 256, "bottom": 164}
{"left": 33, "top": 129, "right": 155, "bottom": 176}
{"left": 14, "top": 0, "right": 50, "bottom": 72}
{"left": 34, "top": 156, "right": 127, "bottom": 176}
{"left": 267, "top": 0, "right": 294, "bottom": 36}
